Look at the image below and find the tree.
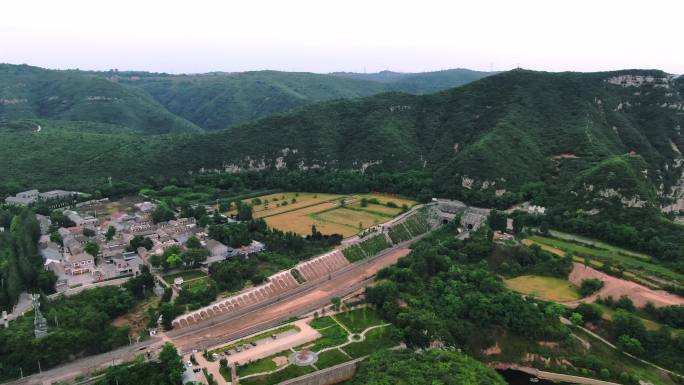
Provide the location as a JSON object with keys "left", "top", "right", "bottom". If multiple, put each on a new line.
{"left": 149, "top": 253, "right": 162, "bottom": 268}
{"left": 512, "top": 217, "right": 524, "bottom": 235}
{"left": 105, "top": 225, "right": 116, "bottom": 241}
{"left": 360, "top": 198, "right": 368, "bottom": 207}
{"left": 85, "top": 241, "right": 100, "bottom": 258}
{"left": 237, "top": 204, "right": 253, "bottom": 221}
{"left": 617, "top": 334, "right": 645, "bottom": 356}
{"left": 351, "top": 349, "right": 506, "bottom": 385}
{"left": 580, "top": 278, "right": 604, "bottom": 297}
{"left": 129, "top": 235, "right": 153, "bottom": 251}
{"left": 166, "top": 254, "right": 182, "bottom": 269}
{"left": 159, "top": 303, "right": 177, "bottom": 330}
{"left": 331, "top": 297, "right": 341, "bottom": 311}
{"left": 158, "top": 343, "right": 185, "bottom": 385}
{"left": 615, "top": 296, "right": 635, "bottom": 312}
{"left": 570, "top": 312, "right": 584, "bottom": 325}
{"left": 186, "top": 236, "right": 202, "bottom": 249}
{"left": 152, "top": 203, "right": 175, "bottom": 224}
{"left": 488, "top": 210, "right": 507, "bottom": 232}
{"left": 49, "top": 231, "right": 62, "bottom": 245}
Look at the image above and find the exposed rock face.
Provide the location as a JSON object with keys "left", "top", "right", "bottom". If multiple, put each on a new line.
{"left": 605, "top": 74, "right": 674, "bottom": 88}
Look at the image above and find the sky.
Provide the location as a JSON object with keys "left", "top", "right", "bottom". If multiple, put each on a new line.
{"left": 2, "top": 0, "right": 683, "bottom": 74}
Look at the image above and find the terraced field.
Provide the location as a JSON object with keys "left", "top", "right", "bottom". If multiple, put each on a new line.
{"left": 245, "top": 192, "right": 418, "bottom": 237}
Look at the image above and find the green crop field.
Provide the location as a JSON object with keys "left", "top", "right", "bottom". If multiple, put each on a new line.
{"left": 505, "top": 275, "right": 581, "bottom": 302}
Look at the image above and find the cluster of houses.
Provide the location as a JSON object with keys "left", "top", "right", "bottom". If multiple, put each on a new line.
{"left": 31, "top": 198, "right": 265, "bottom": 291}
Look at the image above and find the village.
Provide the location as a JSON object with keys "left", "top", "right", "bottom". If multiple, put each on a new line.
{"left": 3, "top": 190, "right": 265, "bottom": 311}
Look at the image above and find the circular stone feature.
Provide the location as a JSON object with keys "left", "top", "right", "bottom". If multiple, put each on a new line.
{"left": 289, "top": 350, "right": 319, "bottom": 366}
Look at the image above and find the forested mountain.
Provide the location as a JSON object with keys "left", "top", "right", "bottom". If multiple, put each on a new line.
{"left": 331, "top": 68, "right": 495, "bottom": 93}
{"left": 105, "top": 70, "right": 390, "bottom": 129}
{"left": 1, "top": 64, "right": 493, "bottom": 132}
{"left": 3, "top": 69, "right": 683, "bottom": 212}
{"left": 0, "top": 64, "right": 200, "bottom": 134}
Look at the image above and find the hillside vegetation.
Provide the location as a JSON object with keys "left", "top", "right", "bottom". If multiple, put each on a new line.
{"left": 0, "top": 64, "right": 200, "bottom": 134}
{"left": 2, "top": 69, "right": 684, "bottom": 264}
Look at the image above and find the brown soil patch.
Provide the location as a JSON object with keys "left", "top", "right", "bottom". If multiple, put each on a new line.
{"left": 272, "top": 356, "right": 288, "bottom": 367}
{"left": 568, "top": 263, "right": 684, "bottom": 308}
{"left": 482, "top": 342, "right": 501, "bottom": 356}
{"left": 111, "top": 296, "right": 159, "bottom": 336}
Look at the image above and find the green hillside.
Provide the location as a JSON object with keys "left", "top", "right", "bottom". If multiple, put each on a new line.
{"left": 332, "top": 68, "right": 496, "bottom": 93}
{"left": 103, "top": 70, "right": 391, "bottom": 129}
{"left": 0, "top": 64, "right": 200, "bottom": 134}
{"left": 3, "top": 69, "right": 683, "bottom": 207}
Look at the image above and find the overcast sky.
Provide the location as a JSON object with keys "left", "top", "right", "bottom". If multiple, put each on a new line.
{"left": 2, "top": 0, "right": 682, "bottom": 74}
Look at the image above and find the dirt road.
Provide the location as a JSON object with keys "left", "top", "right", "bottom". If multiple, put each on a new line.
{"left": 567, "top": 263, "right": 684, "bottom": 308}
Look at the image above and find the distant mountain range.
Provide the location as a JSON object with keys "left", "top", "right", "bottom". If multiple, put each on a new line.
{"left": 2, "top": 67, "right": 683, "bottom": 220}
{"left": 0, "top": 64, "right": 494, "bottom": 132}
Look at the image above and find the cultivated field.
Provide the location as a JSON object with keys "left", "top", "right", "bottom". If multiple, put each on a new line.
{"left": 245, "top": 192, "right": 417, "bottom": 237}
{"left": 505, "top": 275, "right": 581, "bottom": 302}
{"left": 524, "top": 235, "right": 684, "bottom": 286}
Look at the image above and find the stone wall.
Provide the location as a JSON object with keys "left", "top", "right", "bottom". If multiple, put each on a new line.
{"left": 277, "top": 358, "right": 364, "bottom": 385}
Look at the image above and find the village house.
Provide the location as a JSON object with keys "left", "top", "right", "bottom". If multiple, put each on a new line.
{"left": 64, "top": 253, "right": 94, "bottom": 275}
{"left": 64, "top": 210, "right": 98, "bottom": 227}
{"left": 206, "top": 239, "right": 229, "bottom": 258}
{"left": 238, "top": 240, "right": 266, "bottom": 256}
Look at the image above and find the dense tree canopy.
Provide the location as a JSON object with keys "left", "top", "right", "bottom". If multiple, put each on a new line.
{"left": 350, "top": 349, "right": 506, "bottom": 385}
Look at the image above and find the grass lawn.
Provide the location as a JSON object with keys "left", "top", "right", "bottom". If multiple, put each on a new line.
{"left": 219, "top": 364, "right": 232, "bottom": 382}
{"left": 239, "top": 365, "right": 315, "bottom": 385}
{"left": 342, "top": 326, "right": 400, "bottom": 358}
{"left": 237, "top": 351, "right": 288, "bottom": 377}
{"left": 310, "top": 321, "right": 349, "bottom": 351}
{"left": 162, "top": 269, "right": 206, "bottom": 284}
{"left": 310, "top": 316, "right": 338, "bottom": 330}
{"left": 335, "top": 308, "right": 385, "bottom": 333}
{"left": 526, "top": 235, "right": 684, "bottom": 284}
{"left": 313, "top": 207, "right": 388, "bottom": 232}
{"left": 315, "top": 349, "right": 350, "bottom": 369}
{"left": 505, "top": 275, "right": 581, "bottom": 302}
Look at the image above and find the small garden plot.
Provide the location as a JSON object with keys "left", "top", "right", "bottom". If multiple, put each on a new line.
{"left": 342, "top": 244, "right": 366, "bottom": 262}
{"left": 239, "top": 365, "right": 315, "bottom": 385}
{"left": 359, "top": 235, "right": 390, "bottom": 256}
{"left": 237, "top": 351, "right": 289, "bottom": 377}
{"left": 343, "top": 235, "right": 391, "bottom": 263}
{"left": 402, "top": 213, "right": 430, "bottom": 236}
{"left": 505, "top": 275, "right": 581, "bottom": 302}
{"left": 315, "top": 349, "right": 350, "bottom": 369}
{"left": 310, "top": 316, "right": 339, "bottom": 330}
{"left": 335, "top": 308, "right": 385, "bottom": 334}
{"left": 342, "top": 326, "right": 400, "bottom": 358}
{"left": 162, "top": 270, "right": 206, "bottom": 285}
{"left": 388, "top": 223, "right": 412, "bottom": 243}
